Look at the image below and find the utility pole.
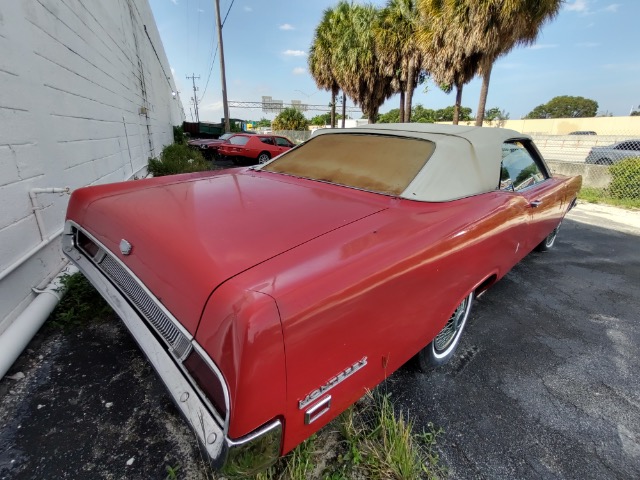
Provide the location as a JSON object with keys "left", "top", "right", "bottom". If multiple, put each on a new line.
{"left": 186, "top": 74, "right": 200, "bottom": 122}
{"left": 214, "top": 0, "right": 231, "bottom": 133}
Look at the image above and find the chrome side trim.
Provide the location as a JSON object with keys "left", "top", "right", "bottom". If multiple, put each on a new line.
{"left": 305, "top": 395, "right": 331, "bottom": 425}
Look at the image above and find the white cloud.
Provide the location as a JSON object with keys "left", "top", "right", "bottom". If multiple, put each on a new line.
{"left": 292, "top": 67, "right": 306, "bottom": 75}
{"left": 528, "top": 44, "right": 558, "bottom": 50}
{"left": 283, "top": 49, "right": 306, "bottom": 57}
{"left": 170, "top": 0, "right": 178, "bottom": 4}
{"left": 565, "top": 0, "right": 589, "bottom": 12}
{"left": 170, "top": 67, "right": 176, "bottom": 75}
{"left": 243, "top": 6, "right": 253, "bottom": 12}
{"left": 279, "top": 24, "right": 295, "bottom": 31}
{"left": 576, "top": 42, "right": 600, "bottom": 47}
{"left": 197, "top": 8, "right": 204, "bottom": 13}
{"left": 604, "top": 3, "right": 621, "bottom": 12}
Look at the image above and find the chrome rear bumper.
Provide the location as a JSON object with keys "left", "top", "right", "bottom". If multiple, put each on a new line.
{"left": 62, "top": 222, "right": 281, "bottom": 472}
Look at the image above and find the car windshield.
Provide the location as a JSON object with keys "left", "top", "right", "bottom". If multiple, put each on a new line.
{"left": 262, "top": 133, "right": 435, "bottom": 196}
{"left": 219, "top": 133, "right": 233, "bottom": 140}
{"left": 229, "top": 136, "right": 249, "bottom": 146}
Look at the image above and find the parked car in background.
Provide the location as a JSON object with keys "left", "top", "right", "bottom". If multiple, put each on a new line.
{"left": 568, "top": 131, "right": 597, "bottom": 135}
{"left": 187, "top": 133, "right": 236, "bottom": 159}
{"left": 218, "top": 134, "right": 295, "bottom": 165}
{"left": 63, "top": 124, "right": 581, "bottom": 475}
{"left": 585, "top": 139, "right": 640, "bottom": 165}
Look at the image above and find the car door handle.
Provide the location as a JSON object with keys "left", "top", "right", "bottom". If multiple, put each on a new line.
{"left": 530, "top": 200, "right": 542, "bottom": 208}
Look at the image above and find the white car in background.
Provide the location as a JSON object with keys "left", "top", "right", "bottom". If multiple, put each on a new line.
{"left": 585, "top": 140, "right": 640, "bottom": 165}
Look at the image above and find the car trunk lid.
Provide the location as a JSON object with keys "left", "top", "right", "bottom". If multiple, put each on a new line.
{"left": 72, "top": 170, "right": 388, "bottom": 334}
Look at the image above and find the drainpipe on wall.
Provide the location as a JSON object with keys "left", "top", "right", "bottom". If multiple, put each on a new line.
{"left": 0, "top": 188, "right": 71, "bottom": 283}
{"left": 0, "top": 171, "right": 148, "bottom": 379}
{"left": 0, "top": 264, "right": 78, "bottom": 379}
{"left": 29, "top": 187, "right": 71, "bottom": 240}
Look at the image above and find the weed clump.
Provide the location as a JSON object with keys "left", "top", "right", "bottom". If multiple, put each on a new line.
{"left": 49, "top": 273, "right": 112, "bottom": 330}
{"left": 148, "top": 143, "right": 209, "bottom": 177}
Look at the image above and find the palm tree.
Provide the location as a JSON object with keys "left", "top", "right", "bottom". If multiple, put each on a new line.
{"left": 375, "top": 0, "right": 425, "bottom": 122}
{"left": 472, "top": 0, "right": 563, "bottom": 126}
{"left": 308, "top": 8, "right": 340, "bottom": 128}
{"left": 417, "top": 0, "right": 482, "bottom": 124}
{"left": 331, "top": 2, "right": 395, "bottom": 123}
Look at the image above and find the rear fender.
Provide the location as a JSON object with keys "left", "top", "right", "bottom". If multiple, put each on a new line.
{"left": 197, "top": 282, "right": 287, "bottom": 441}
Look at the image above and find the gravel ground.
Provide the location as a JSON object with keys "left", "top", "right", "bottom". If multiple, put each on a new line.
{"left": 1, "top": 202, "right": 638, "bottom": 479}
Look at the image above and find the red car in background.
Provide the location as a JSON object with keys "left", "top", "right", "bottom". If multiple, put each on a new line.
{"left": 188, "top": 133, "right": 236, "bottom": 159}
{"left": 218, "top": 134, "right": 295, "bottom": 165}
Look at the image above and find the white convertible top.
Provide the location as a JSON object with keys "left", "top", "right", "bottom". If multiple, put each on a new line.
{"left": 261, "top": 123, "right": 531, "bottom": 202}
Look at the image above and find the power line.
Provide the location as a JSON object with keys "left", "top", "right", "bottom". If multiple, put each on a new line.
{"left": 199, "top": 43, "right": 219, "bottom": 101}
{"left": 222, "top": 0, "right": 235, "bottom": 26}
{"left": 228, "top": 100, "right": 361, "bottom": 113}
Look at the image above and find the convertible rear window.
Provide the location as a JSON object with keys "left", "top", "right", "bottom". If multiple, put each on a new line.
{"left": 262, "top": 134, "right": 435, "bottom": 196}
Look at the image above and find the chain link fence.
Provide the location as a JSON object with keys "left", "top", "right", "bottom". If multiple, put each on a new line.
{"left": 530, "top": 133, "right": 640, "bottom": 207}
{"left": 272, "top": 129, "right": 312, "bottom": 144}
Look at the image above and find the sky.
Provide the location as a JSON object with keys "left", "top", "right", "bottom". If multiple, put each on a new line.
{"left": 149, "top": 0, "right": 640, "bottom": 123}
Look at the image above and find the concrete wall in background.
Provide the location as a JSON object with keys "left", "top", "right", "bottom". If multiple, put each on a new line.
{"left": 0, "top": 0, "right": 184, "bottom": 333}
{"left": 455, "top": 116, "right": 640, "bottom": 135}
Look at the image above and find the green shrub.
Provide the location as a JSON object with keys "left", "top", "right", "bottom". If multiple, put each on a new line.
{"left": 148, "top": 143, "right": 210, "bottom": 177}
{"left": 609, "top": 157, "right": 640, "bottom": 200}
{"left": 173, "top": 125, "right": 186, "bottom": 144}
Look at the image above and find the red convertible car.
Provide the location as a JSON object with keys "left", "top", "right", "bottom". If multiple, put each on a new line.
{"left": 63, "top": 124, "right": 581, "bottom": 474}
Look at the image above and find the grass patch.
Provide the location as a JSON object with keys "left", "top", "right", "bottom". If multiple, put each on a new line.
{"left": 578, "top": 187, "right": 640, "bottom": 209}
{"left": 48, "top": 272, "right": 112, "bottom": 330}
{"left": 246, "top": 391, "right": 445, "bottom": 480}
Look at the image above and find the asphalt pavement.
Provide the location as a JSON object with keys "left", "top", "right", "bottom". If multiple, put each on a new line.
{"left": 385, "top": 206, "right": 640, "bottom": 479}
{"left": 1, "top": 203, "right": 638, "bottom": 479}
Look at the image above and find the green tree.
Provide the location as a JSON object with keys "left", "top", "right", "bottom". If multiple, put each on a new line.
{"left": 411, "top": 104, "right": 436, "bottom": 123}
{"left": 417, "top": 1, "right": 483, "bottom": 124}
{"left": 272, "top": 108, "right": 309, "bottom": 131}
{"left": 434, "top": 106, "right": 472, "bottom": 122}
{"left": 309, "top": 8, "right": 341, "bottom": 128}
{"left": 525, "top": 96, "right": 599, "bottom": 119}
{"left": 470, "top": 0, "right": 563, "bottom": 125}
{"left": 484, "top": 107, "right": 509, "bottom": 125}
{"left": 630, "top": 111, "right": 640, "bottom": 117}
{"left": 378, "top": 109, "right": 401, "bottom": 123}
{"left": 310, "top": 112, "right": 349, "bottom": 126}
{"left": 255, "top": 118, "right": 271, "bottom": 128}
{"left": 375, "top": 0, "right": 426, "bottom": 122}
{"left": 330, "top": 2, "right": 395, "bottom": 123}
{"left": 417, "top": 0, "right": 562, "bottom": 126}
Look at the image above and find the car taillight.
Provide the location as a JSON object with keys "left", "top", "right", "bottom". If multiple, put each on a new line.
{"left": 183, "top": 347, "right": 227, "bottom": 418}
{"left": 76, "top": 230, "right": 100, "bottom": 258}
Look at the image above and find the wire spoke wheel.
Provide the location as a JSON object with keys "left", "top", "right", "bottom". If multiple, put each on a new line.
{"left": 434, "top": 296, "right": 470, "bottom": 353}
{"left": 418, "top": 291, "right": 474, "bottom": 371}
{"left": 545, "top": 225, "right": 559, "bottom": 248}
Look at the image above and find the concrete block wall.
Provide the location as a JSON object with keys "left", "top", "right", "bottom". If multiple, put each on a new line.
{"left": 0, "top": 0, "right": 184, "bottom": 333}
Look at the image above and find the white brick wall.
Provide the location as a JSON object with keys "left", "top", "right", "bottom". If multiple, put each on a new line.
{"left": 0, "top": 0, "right": 184, "bottom": 332}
